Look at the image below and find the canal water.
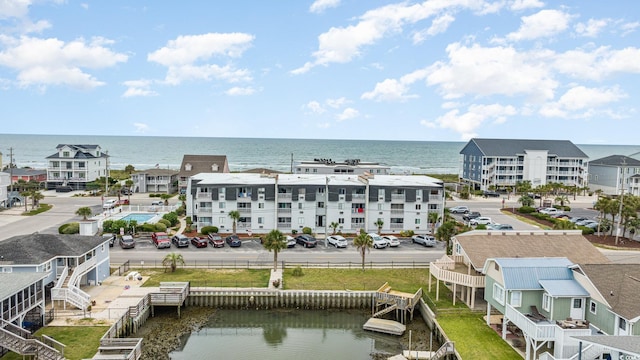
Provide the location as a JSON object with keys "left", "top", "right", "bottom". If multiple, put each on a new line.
{"left": 169, "top": 309, "right": 408, "bottom": 359}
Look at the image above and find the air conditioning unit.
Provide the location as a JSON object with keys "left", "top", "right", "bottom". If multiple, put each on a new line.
{"left": 416, "top": 197, "right": 422, "bottom": 201}
{"left": 339, "top": 195, "right": 345, "bottom": 200}
{"left": 379, "top": 212, "right": 383, "bottom": 215}
{"left": 259, "top": 226, "right": 263, "bottom": 229}
{"left": 300, "top": 211, "right": 304, "bottom": 214}
{"left": 417, "top": 212, "right": 420, "bottom": 215}
{"left": 339, "top": 211, "right": 343, "bottom": 214}
{"left": 379, "top": 197, "right": 384, "bottom": 201}
{"left": 259, "top": 195, "right": 264, "bottom": 199}
{"left": 220, "top": 210, "right": 225, "bottom": 213}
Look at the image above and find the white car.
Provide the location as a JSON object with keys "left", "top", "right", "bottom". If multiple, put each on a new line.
{"left": 285, "top": 235, "right": 296, "bottom": 248}
{"left": 102, "top": 199, "right": 117, "bottom": 209}
{"left": 539, "top": 207, "right": 564, "bottom": 215}
{"left": 327, "top": 235, "right": 348, "bottom": 248}
{"left": 449, "top": 206, "right": 470, "bottom": 214}
{"left": 367, "top": 233, "right": 389, "bottom": 249}
{"left": 382, "top": 235, "right": 400, "bottom": 247}
{"left": 470, "top": 216, "right": 492, "bottom": 225}
{"left": 411, "top": 235, "right": 436, "bottom": 247}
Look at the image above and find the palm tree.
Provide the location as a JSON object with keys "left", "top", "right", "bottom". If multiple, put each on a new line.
{"left": 352, "top": 229, "right": 373, "bottom": 270}
{"left": 330, "top": 221, "right": 339, "bottom": 234}
{"left": 178, "top": 194, "right": 187, "bottom": 208}
{"left": 554, "top": 195, "right": 570, "bottom": 208}
{"left": 76, "top": 207, "right": 92, "bottom": 220}
{"left": 553, "top": 220, "right": 576, "bottom": 230}
{"left": 125, "top": 179, "right": 134, "bottom": 201}
{"left": 112, "top": 183, "right": 122, "bottom": 201}
{"left": 428, "top": 212, "right": 440, "bottom": 234}
{"left": 228, "top": 210, "right": 241, "bottom": 234}
{"left": 160, "top": 193, "right": 171, "bottom": 206}
{"left": 20, "top": 189, "right": 30, "bottom": 212}
{"left": 517, "top": 195, "right": 534, "bottom": 207}
{"left": 162, "top": 252, "right": 185, "bottom": 273}
{"left": 263, "top": 229, "right": 287, "bottom": 271}
{"left": 373, "top": 219, "right": 384, "bottom": 234}
{"left": 435, "top": 221, "right": 457, "bottom": 255}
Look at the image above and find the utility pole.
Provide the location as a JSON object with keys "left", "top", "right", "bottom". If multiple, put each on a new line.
{"left": 324, "top": 175, "right": 329, "bottom": 248}
{"left": 104, "top": 150, "right": 109, "bottom": 204}
{"left": 615, "top": 158, "right": 626, "bottom": 246}
{"left": 8, "top": 148, "right": 14, "bottom": 208}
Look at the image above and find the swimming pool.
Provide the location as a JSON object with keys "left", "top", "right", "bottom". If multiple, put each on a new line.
{"left": 119, "top": 213, "right": 157, "bottom": 223}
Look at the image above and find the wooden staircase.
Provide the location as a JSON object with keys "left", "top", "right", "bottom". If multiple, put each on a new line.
{"left": 0, "top": 320, "right": 64, "bottom": 360}
{"left": 372, "top": 303, "right": 398, "bottom": 318}
{"left": 430, "top": 341, "right": 455, "bottom": 360}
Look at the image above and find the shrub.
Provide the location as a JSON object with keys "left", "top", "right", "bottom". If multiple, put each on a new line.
{"left": 58, "top": 223, "right": 70, "bottom": 234}
{"left": 475, "top": 224, "right": 487, "bottom": 230}
{"left": 59, "top": 222, "right": 79, "bottom": 234}
{"left": 162, "top": 212, "right": 179, "bottom": 226}
{"left": 139, "top": 223, "right": 156, "bottom": 232}
{"left": 200, "top": 226, "right": 219, "bottom": 235}
{"left": 518, "top": 206, "right": 536, "bottom": 214}
{"left": 154, "top": 223, "right": 167, "bottom": 232}
{"left": 302, "top": 227, "right": 312, "bottom": 235}
{"left": 579, "top": 226, "right": 594, "bottom": 235}
{"left": 186, "top": 216, "right": 193, "bottom": 226}
{"left": 175, "top": 207, "right": 185, "bottom": 216}
{"left": 400, "top": 230, "right": 415, "bottom": 237}
{"left": 292, "top": 266, "right": 304, "bottom": 277}
{"left": 563, "top": 206, "right": 571, "bottom": 211}
{"left": 158, "top": 218, "right": 171, "bottom": 228}
{"left": 291, "top": 229, "right": 298, "bottom": 235}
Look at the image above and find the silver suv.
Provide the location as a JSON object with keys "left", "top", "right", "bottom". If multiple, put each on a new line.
{"left": 411, "top": 234, "right": 436, "bottom": 247}
{"left": 171, "top": 234, "right": 189, "bottom": 248}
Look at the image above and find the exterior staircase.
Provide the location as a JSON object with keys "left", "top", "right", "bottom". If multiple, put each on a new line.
{"left": 0, "top": 320, "right": 64, "bottom": 359}
{"left": 372, "top": 303, "right": 398, "bottom": 318}
{"left": 51, "top": 259, "right": 95, "bottom": 310}
{"left": 430, "top": 341, "right": 455, "bottom": 360}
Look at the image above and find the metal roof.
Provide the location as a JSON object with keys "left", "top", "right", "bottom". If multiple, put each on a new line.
{"left": 463, "top": 138, "right": 588, "bottom": 158}
{"left": 539, "top": 280, "right": 589, "bottom": 297}
{"left": 588, "top": 155, "right": 640, "bottom": 167}
{"left": 573, "top": 336, "right": 640, "bottom": 356}
{"left": 0, "top": 273, "right": 47, "bottom": 301}
{"left": 491, "top": 258, "right": 575, "bottom": 290}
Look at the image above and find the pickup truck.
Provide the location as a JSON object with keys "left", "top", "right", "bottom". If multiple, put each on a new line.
{"left": 539, "top": 207, "right": 564, "bottom": 215}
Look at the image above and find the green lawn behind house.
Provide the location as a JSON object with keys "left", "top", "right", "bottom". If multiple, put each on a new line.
{"left": 0, "top": 326, "right": 108, "bottom": 360}
{"left": 136, "top": 268, "right": 270, "bottom": 288}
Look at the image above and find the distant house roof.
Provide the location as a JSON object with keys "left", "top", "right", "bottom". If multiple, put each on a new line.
{"left": 588, "top": 155, "right": 640, "bottom": 167}
{"left": 243, "top": 168, "right": 283, "bottom": 174}
{"left": 461, "top": 138, "right": 588, "bottom": 158}
{"left": 0, "top": 273, "right": 47, "bottom": 301}
{"left": 578, "top": 264, "right": 640, "bottom": 320}
{"left": 133, "top": 168, "right": 179, "bottom": 176}
{"left": 0, "top": 233, "right": 108, "bottom": 265}
{"left": 46, "top": 144, "right": 107, "bottom": 160}
{"left": 179, "top": 155, "right": 229, "bottom": 178}
{"left": 455, "top": 230, "right": 610, "bottom": 272}
{"left": 2, "top": 168, "right": 47, "bottom": 176}
{"left": 572, "top": 336, "right": 640, "bottom": 356}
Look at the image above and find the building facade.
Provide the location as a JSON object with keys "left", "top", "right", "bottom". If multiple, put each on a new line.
{"left": 178, "top": 155, "right": 229, "bottom": 194}
{"left": 293, "top": 158, "right": 391, "bottom": 175}
{"left": 131, "top": 168, "right": 179, "bottom": 194}
{"left": 2, "top": 168, "right": 47, "bottom": 184}
{"left": 587, "top": 155, "right": 640, "bottom": 196}
{"left": 460, "top": 139, "right": 588, "bottom": 191}
{"left": 187, "top": 173, "right": 444, "bottom": 235}
{"left": 45, "top": 144, "right": 108, "bottom": 190}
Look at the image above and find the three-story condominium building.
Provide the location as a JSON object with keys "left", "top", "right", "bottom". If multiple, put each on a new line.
{"left": 45, "top": 144, "right": 109, "bottom": 190}
{"left": 293, "top": 158, "right": 391, "bottom": 175}
{"left": 460, "top": 139, "right": 588, "bottom": 191}
{"left": 186, "top": 173, "right": 444, "bottom": 235}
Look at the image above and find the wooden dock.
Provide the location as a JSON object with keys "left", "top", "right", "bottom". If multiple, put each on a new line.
{"left": 150, "top": 282, "right": 190, "bottom": 318}
{"left": 363, "top": 282, "right": 422, "bottom": 336}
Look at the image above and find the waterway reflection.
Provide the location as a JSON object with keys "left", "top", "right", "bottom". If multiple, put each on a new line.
{"left": 170, "top": 309, "right": 404, "bottom": 359}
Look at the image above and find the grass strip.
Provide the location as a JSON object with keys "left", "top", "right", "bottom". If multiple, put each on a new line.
{"left": 0, "top": 326, "right": 108, "bottom": 360}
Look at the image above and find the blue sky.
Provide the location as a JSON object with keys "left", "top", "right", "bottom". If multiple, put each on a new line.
{"left": 1, "top": 0, "right": 639, "bottom": 144}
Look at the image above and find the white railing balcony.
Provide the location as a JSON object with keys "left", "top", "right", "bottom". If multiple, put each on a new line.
{"left": 505, "top": 304, "right": 556, "bottom": 341}
{"left": 198, "top": 208, "right": 213, "bottom": 214}
{"left": 390, "top": 223, "right": 403, "bottom": 229}
{"left": 390, "top": 209, "right": 404, "bottom": 214}
{"left": 352, "top": 208, "right": 366, "bottom": 214}
{"left": 69, "top": 256, "right": 97, "bottom": 287}
{"left": 238, "top": 208, "right": 251, "bottom": 214}
{"left": 278, "top": 193, "right": 292, "bottom": 200}
{"left": 429, "top": 262, "right": 486, "bottom": 288}
{"left": 391, "top": 194, "right": 405, "bottom": 201}
{"left": 278, "top": 223, "right": 291, "bottom": 228}
{"left": 277, "top": 208, "right": 291, "bottom": 214}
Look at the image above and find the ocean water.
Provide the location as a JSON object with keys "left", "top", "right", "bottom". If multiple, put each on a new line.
{"left": 0, "top": 134, "right": 638, "bottom": 175}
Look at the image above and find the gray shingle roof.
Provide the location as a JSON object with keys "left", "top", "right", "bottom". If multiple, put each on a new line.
{"left": 0, "top": 233, "right": 108, "bottom": 265}
{"left": 133, "top": 168, "right": 178, "bottom": 176}
{"left": 179, "top": 155, "right": 229, "bottom": 177}
{"left": 589, "top": 155, "right": 640, "bottom": 167}
{"left": 463, "top": 138, "right": 588, "bottom": 158}
{"left": 46, "top": 144, "right": 107, "bottom": 160}
{"left": 579, "top": 264, "right": 640, "bottom": 320}
{"left": 0, "top": 273, "right": 47, "bottom": 301}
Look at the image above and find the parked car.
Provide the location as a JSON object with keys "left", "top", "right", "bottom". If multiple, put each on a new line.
{"left": 285, "top": 235, "right": 296, "bottom": 248}
{"left": 462, "top": 212, "right": 481, "bottom": 221}
{"left": 570, "top": 217, "right": 590, "bottom": 224}
{"left": 103, "top": 233, "right": 116, "bottom": 247}
{"left": 449, "top": 206, "right": 470, "bottom": 214}
{"left": 553, "top": 214, "right": 571, "bottom": 220}
{"left": 208, "top": 234, "right": 225, "bottom": 248}
{"left": 151, "top": 232, "right": 171, "bottom": 249}
{"left": 151, "top": 200, "right": 164, "bottom": 206}
{"left": 327, "top": 235, "right": 348, "bottom": 248}
{"left": 121, "top": 188, "right": 132, "bottom": 195}
{"left": 171, "top": 234, "right": 189, "bottom": 248}
{"left": 382, "top": 235, "right": 400, "bottom": 247}
{"left": 116, "top": 199, "right": 130, "bottom": 206}
{"left": 487, "top": 224, "right": 514, "bottom": 230}
{"left": 539, "top": 207, "right": 564, "bottom": 215}
{"left": 575, "top": 219, "right": 594, "bottom": 226}
{"left": 226, "top": 234, "right": 242, "bottom": 247}
{"left": 469, "top": 217, "right": 493, "bottom": 225}
{"left": 367, "top": 233, "right": 389, "bottom": 249}
{"left": 103, "top": 199, "right": 117, "bottom": 209}
{"left": 411, "top": 234, "right": 436, "bottom": 247}
{"left": 119, "top": 235, "right": 135, "bottom": 249}
{"left": 190, "top": 237, "right": 208, "bottom": 248}
{"left": 295, "top": 234, "right": 317, "bottom": 248}
{"left": 483, "top": 191, "right": 501, "bottom": 198}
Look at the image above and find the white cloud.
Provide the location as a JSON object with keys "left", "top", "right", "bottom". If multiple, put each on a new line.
{"left": 309, "top": 0, "right": 340, "bottom": 14}
{"left": 575, "top": 18, "right": 609, "bottom": 37}
{"left": 305, "top": 100, "right": 326, "bottom": 114}
{"left": 80, "top": 3, "right": 89, "bottom": 10}
{"left": 362, "top": 68, "right": 428, "bottom": 102}
{"left": 0, "top": 35, "right": 128, "bottom": 89}
{"left": 413, "top": 13, "right": 455, "bottom": 44}
{"left": 336, "top": 107, "right": 359, "bottom": 121}
{"left": 133, "top": 122, "right": 150, "bottom": 133}
{"left": 424, "top": 103, "right": 517, "bottom": 140}
{"left": 620, "top": 21, "right": 640, "bottom": 36}
{"left": 326, "top": 97, "right": 348, "bottom": 108}
{"left": 506, "top": 9, "right": 572, "bottom": 41}
{"left": 0, "top": 0, "right": 31, "bottom": 19}
{"left": 163, "top": 64, "right": 252, "bottom": 85}
{"left": 225, "top": 86, "right": 255, "bottom": 96}
{"left": 427, "top": 43, "right": 557, "bottom": 101}
{"left": 509, "top": 0, "right": 544, "bottom": 11}
{"left": 552, "top": 46, "right": 640, "bottom": 81}
{"left": 292, "top": 0, "right": 483, "bottom": 74}
{"left": 122, "top": 79, "right": 158, "bottom": 97}
{"left": 539, "top": 85, "right": 626, "bottom": 118}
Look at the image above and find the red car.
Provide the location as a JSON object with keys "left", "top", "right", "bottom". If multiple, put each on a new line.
{"left": 116, "top": 199, "right": 130, "bottom": 206}
{"left": 190, "top": 237, "right": 208, "bottom": 248}
{"left": 151, "top": 232, "right": 171, "bottom": 249}
{"left": 207, "top": 234, "right": 225, "bottom": 248}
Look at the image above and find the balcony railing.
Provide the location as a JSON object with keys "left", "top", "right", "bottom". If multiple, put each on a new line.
{"left": 390, "top": 223, "right": 403, "bottom": 229}
{"left": 277, "top": 223, "right": 291, "bottom": 228}
{"left": 198, "top": 208, "right": 213, "bottom": 214}
{"left": 238, "top": 208, "right": 251, "bottom": 214}
{"left": 197, "top": 192, "right": 211, "bottom": 198}
{"left": 390, "top": 209, "right": 404, "bottom": 214}
{"left": 277, "top": 208, "right": 291, "bottom": 214}
{"left": 278, "top": 193, "right": 292, "bottom": 200}
{"left": 504, "top": 304, "right": 556, "bottom": 341}
{"left": 429, "top": 261, "right": 485, "bottom": 288}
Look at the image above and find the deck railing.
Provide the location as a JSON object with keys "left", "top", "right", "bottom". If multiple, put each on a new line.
{"left": 429, "top": 261, "right": 485, "bottom": 288}
{"left": 505, "top": 304, "right": 556, "bottom": 341}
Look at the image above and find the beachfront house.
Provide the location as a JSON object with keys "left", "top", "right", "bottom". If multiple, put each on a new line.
{"left": 130, "top": 168, "right": 179, "bottom": 194}
{"left": 178, "top": 155, "right": 229, "bottom": 195}
{"left": 293, "top": 158, "right": 391, "bottom": 175}
{"left": 186, "top": 173, "right": 444, "bottom": 235}
{"left": 459, "top": 138, "right": 589, "bottom": 192}
{"left": 45, "top": 144, "right": 109, "bottom": 191}
{"left": 587, "top": 155, "right": 640, "bottom": 196}
{"left": 0, "top": 233, "right": 111, "bottom": 312}
{"left": 483, "top": 260, "right": 640, "bottom": 360}
{"left": 428, "top": 230, "right": 609, "bottom": 309}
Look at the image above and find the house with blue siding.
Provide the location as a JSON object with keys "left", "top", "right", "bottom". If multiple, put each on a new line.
{"left": 459, "top": 138, "right": 588, "bottom": 191}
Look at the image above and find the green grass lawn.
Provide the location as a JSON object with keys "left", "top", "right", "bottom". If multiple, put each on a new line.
{"left": 0, "top": 326, "right": 108, "bottom": 360}
{"left": 283, "top": 268, "right": 430, "bottom": 292}
{"left": 136, "top": 268, "right": 270, "bottom": 288}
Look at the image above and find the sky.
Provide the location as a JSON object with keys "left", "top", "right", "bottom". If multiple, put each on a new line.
{"left": 0, "top": 0, "right": 639, "bottom": 144}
